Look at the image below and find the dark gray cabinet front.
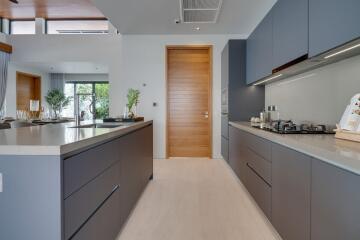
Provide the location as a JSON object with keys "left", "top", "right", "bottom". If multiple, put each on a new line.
{"left": 309, "top": 0, "right": 360, "bottom": 57}
{"left": 229, "top": 126, "right": 247, "bottom": 182}
{"left": 273, "top": 0, "right": 308, "bottom": 68}
{"left": 246, "top": 11, "right": 273, "bottom": 84}
{"left": 71, "top": 188, "right": 121, "bottom": 240}
{"left": 311, "top": 159, "right": 360, "bottom": 240}
{"left": 271, "top": 144, "right": 311, "bottom": 240}
{"left": 221, "top": 136, "right": 229, "bottom": 163}
{"left": 118, "top": 125, "right": 153, "bottom": 227}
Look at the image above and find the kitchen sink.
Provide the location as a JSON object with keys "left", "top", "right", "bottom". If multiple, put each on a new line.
{"left": 69, "top": 123, "right": 123, "bottom": 129}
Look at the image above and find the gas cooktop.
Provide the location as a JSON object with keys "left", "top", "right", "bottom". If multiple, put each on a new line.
{"left": 252, "top": 120, "right": 335, "bottom": 134}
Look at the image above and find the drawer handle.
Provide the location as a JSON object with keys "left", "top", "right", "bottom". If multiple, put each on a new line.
{"left": 68, "top": 185, "right": 120, "bottom": 240}
{"left": 246, "top": 163, "right": 271, "bottom": 187}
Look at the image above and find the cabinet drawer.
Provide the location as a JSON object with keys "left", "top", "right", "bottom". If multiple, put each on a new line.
{"left": 64, "top": 139, "right": 120, "bottom": 198}
{"left": 71, "top": 187, "right": 121, "bottom": 240}
{"left": 245, "top": 148, "right": 271, "bottom": 185}
{"left": 65, "top": 162, "right": 120, "bottom": 239}
{"left": 245, "top": 164, "right": 271, "bottom": 218}
{"left": 247, "top": 133, "right": 271, "bottom": 162}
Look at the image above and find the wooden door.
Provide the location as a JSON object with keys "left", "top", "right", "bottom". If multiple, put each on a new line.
{"left": 166, "top": 46, "right": 212, "bottom": 158}
{"left": 16, "top": 72, "right": 41, "bottom": 111}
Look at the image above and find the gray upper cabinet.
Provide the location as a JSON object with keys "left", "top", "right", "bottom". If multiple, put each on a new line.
{"left": 309, "top": 0, "right": 360, "bottom": 57}
{"left": 273, "top": 0, "right": 309, "bottom": 68}
{"left": 271, "top": 144, "right": 311, "bottom": 240}
{"left": 246, "top": 11, "right": 273, "bottom": 84}
{"left": 311, "top": 159, "right": 360, "bottom": 240}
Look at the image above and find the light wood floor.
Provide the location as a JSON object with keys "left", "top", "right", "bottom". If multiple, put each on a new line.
{"left": 117, "top": 158, "right": 281, "bottom": 240}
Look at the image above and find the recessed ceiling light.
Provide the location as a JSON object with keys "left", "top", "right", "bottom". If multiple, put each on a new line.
{"left": 194, "top": 27, "right": 200, "bottom": 31}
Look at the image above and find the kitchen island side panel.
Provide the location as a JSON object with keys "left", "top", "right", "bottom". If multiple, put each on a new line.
{"left": 0, "top": 155, "right": 62, "bottom": 240}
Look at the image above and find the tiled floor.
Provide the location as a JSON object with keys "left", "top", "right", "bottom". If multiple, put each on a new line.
{"left": 117, "top": 158, "right": 281, "bottom": 240}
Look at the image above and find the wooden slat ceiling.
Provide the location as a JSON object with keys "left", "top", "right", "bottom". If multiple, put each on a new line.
{"left": 0, "top": 0, "right": 105, "bottom": 20}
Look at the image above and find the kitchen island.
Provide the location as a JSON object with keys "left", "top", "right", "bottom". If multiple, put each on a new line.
{"left": 0, "top": 120, "right": 153, "bottom": 240}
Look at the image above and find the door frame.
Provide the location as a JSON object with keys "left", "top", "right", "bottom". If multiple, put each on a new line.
{"left": 165, "top": 45, "right": 213, "bottom": 159}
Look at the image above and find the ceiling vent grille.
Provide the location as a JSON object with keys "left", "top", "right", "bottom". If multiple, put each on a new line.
{"left": 180, "top": 0, "right": 223, "bottom": 23}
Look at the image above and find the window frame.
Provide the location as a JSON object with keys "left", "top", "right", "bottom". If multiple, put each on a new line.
{"left": 10, "top": 19, "right": 36, "bottom": 35}
{"left": 45, "top": 18, "right": 109, "bottom": 35}
{"left": 65, "top": 81, "right": 109, "bottom": 119}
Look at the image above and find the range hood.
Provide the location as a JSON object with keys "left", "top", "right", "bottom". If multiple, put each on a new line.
{"left": 253, "top": 37, "right": 360, "bottom": 85}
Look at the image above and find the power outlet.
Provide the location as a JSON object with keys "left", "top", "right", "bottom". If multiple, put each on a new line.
{"left": 0, "top": 173, "right": 2, "bottom": 193}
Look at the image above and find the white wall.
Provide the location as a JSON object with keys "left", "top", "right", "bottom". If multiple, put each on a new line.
{"left": 265, "top": 54, "right": 360, "bottom": 125}
{"left": 117, "top": 34, "right": 244, "bottom": 159}
{"left": 64, "top": 74, "right": 109, "bottom": 82}
{"left": 5, "top": 63, "right": 50, "bottom": 117}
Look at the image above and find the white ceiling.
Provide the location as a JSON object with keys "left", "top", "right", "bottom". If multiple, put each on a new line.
{"left": 12, "top": 62, "right": 109, "bottom": 74}
{"left": 91, "top": 0, "right": 277, "bottom": 35}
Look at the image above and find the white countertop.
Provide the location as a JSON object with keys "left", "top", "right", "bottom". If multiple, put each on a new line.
{"left": 0, "top": 120, "right": 153, "bottom": 156}
{"left": 229, "top": 121, "right": 360, "bottom": 176}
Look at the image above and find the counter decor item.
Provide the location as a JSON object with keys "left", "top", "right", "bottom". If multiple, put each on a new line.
{"left": 336, "top": 94, "right": 360, "bottom": 142}
{"left": 45, "top": 89, "right": 71, "bottom": 119}
{"left": 124, "top": 88, "right": 140, "bottom": 120}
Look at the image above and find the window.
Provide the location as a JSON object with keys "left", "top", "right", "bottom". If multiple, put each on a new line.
{"left": 10, "top": 20, "right": 36, "bottom": 34}
{"left": 46, "top": 20, "right": 109, "bottom": 34}
{"left": 62, "top": 82, "right": 109, "bottom": 120}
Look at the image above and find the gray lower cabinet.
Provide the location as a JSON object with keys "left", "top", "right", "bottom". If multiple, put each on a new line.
{"left": 244, "top": 162, "right": 271, "bottom": 218}
{"left": 71, "top": 187, "right": 121, "bottom": 240}
{"left": 311, "top": 159, "right": 360, "bottom": 240}
{"left": 229, "top": 126, "right": 271, "bottom": 218}
{"left": 65, "top": 162, "right": 120, "bottom": 239}
{"left": 229, "top": 125, "right": 360, "bottom": 240}
{"left": 229, "top": 126, "right": 247, "bottom": 181}
{"left": 118, "top": 125, "right": 153, "bottom": 227}
{"left": 65, "top": 124, "right": 153, "bottom": 240}
{"left": 221, "top": 136, "right": 229, "bottom": 163}
{"left": 271, "top": 144, "right": 311, "bottom": 240}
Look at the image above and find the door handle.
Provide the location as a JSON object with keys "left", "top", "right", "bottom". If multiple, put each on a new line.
{"left": 202, "top": 111, "right": 209, "bottom": 119}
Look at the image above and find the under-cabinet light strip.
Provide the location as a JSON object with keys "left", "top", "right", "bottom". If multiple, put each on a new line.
{"left": 324, "top": 43, "right": 360, "bottom": 59}
{"left": 253, "top": 74, "right": 283, "bottom": 86}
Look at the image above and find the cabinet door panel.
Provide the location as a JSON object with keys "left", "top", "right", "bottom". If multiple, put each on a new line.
{"left": 64, "top": 162, "right": 120, "bottom": 239}
{"left": 246, "top": 11, "right": 273, "bottom": 84}
{"left": 273, "top": 0, "right": 308, "bottom": 67}
{"left": 71, "top": 188, "right": 120, "bottom": 240}
{"left": 245, "top": 164, "right": 271, "bottom": 218}
{"left": 309, "top": 0, "right": 360, "bottom": 57}
{"left": 229, "top": 126, "right": 249, "bottom": 182}
{"left": 64, "top": 139, "right": 119, "bottom": 198}
{"left": 119, "top": 125, "right": 153, "bottom": 226}
{"left": 271, "top": 144, "right": 311, "bottom": 240}
{"left": 311, "top": 159, "right": 360, "bottom": 240}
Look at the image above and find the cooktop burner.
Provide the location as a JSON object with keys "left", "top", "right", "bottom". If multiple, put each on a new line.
{"left": 253, "top": 120, "right": 335, "bottom": 134}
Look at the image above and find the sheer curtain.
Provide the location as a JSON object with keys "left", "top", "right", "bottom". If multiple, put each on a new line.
{"left": 0, "top": 51, "right": 10, "bottom": 114}
{"left": 50, "top": 73, "right": 65, "bottom": 92}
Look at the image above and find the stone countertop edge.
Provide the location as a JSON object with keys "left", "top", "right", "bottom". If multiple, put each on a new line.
{"left": 229, "top": 121, "right": 360, "bottom": 176}
{"left": 0, "top": 121, "right": 153, "bottom": 156}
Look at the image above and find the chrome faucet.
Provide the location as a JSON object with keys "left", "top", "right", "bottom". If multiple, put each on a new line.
{"left": 74, "top": 93, "right": 95, "bottom": 126}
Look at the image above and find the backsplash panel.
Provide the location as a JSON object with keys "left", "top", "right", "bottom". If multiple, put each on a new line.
{"left": 265, "top": 55, "right": 360, "bottom": 125}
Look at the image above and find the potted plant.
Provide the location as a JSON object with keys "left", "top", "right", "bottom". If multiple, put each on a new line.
{"left": 45, "top": 89, "right": 71, "bottom": 119}
{"left": 126, "top": 88, "right": 140, "bottom": 119}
